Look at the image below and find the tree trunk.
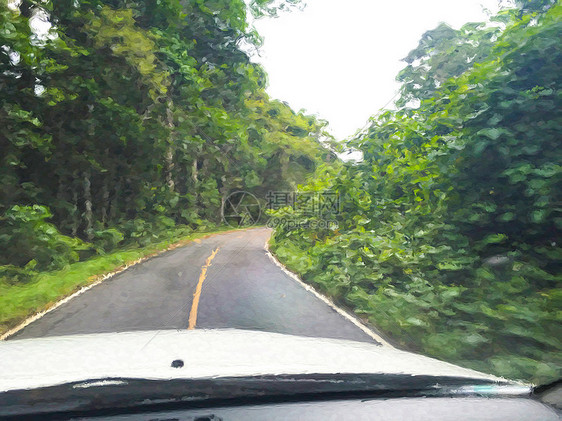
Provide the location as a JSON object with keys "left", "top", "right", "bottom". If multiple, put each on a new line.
{"left": 165, "top": 101, "right": 175, "bottom": 191}
{"left": 100, "top": 179, "right": 109, "bottom": 227}
{"left": 220, "top": 192, "right": 226, "bottom": 225}
{"left": 109, "top": 178, "right": 121, "bottom": 223}
{"left": 55, "top": 172, "right": 66, "bottom": 228}
{"left": 192, "top": 158, "right": 198, "bottom": 183}
{"left": 191, "top": 157, "right": 199, "bottom": 207}
{"left": 71, "top": 185, "right": 79, "bottom": 237}
{"left": 165, "top": 147, "right": 174, "bottom": 191}
{"left": 83, "top": 170, "right": 93, "bottom": 240}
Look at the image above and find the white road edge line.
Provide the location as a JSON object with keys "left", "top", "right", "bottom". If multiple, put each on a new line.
{"left": 2, "top": 228, "right": 392, "bottom": 346}
{"left": 1, "top": 230, "right": 239, "bottom": 341}
{"left": 263, "top": 237, "right": 392, "bottom": 347}
{"left": 0, "top": 257, "right": 150, "bottom": 341}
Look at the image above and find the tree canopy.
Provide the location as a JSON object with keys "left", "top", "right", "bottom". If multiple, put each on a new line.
{"left": 0, "top": 0, "right": 333, "bottom": 273}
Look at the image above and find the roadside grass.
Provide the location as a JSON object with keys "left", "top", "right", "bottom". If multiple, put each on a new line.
{"left": 0, "top": 226, "right": 241, "bottom": 337}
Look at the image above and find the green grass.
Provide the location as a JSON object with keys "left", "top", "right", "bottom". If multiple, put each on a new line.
{"left": 0, "top": 226, "right": 239, "bottom": 337}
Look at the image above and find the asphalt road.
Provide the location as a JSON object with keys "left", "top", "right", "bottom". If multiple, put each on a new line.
{"left": 12, "top": 228, "right": 379, "bottom": 344}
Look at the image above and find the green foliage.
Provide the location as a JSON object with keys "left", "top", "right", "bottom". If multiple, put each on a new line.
{"left": 92, "top": 227, "right": 124, "bottom": 253}
{"left": 249, "top": 0, "right": 304, "bottom": 18}
{"left": 271, "top": 3, "right": 562, "bottom": 384}
{"left": 0, "top": 0, "right": 332, "bottom": 279}
{"left": 0, "top": 205, "right": 90, "bottom": 273}
{"left": 396, "top": 21, "right": 499, "bottom": 108}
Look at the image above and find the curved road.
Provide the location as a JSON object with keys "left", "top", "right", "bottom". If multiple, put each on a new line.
{"left": 12, "top": 228, "right": 381, "bottom": 344}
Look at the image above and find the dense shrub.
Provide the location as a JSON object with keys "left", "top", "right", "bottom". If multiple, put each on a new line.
{"left": 271, "top": 4, "right": 562, "bottom": 384}
{"left": 0, "top": 205, "right": 90, "bottom": 272}
{"left": 92, "top": 227, "right": 125, "bottom": 254}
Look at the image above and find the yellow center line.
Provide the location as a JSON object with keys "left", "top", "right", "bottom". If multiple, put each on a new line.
{"left": 188, "top": 247, "right": 220, "bottom": 330}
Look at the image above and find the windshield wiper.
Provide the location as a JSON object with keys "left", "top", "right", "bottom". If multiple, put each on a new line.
{"left": 0, "top": 373, "right": 525, "bottom": 419}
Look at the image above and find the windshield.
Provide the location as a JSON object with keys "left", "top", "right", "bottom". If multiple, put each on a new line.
{"left": 0, "top": 0, "right": 560, "bottom": 409}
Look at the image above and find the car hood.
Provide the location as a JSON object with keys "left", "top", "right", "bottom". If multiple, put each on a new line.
{"left": 0, "top": 329, "right": 512, "bottom": 392}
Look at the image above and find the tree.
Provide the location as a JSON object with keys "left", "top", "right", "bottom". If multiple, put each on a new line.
{"left": 0, "top": 0, "right": 333, "bottom": 266}
{"left": 269, "top": 1, "right": 562, "bottom": 383}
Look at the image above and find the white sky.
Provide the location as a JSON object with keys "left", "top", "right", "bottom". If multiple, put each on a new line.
{"left": 252, "top": 0, "right": 502, "bottom": 141}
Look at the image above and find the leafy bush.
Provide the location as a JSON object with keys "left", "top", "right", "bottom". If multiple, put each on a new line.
{"left": 0, "top": 263, "right": 38, "bottom": 285}
{"left": 120, "top": 218, "right": 158, "bottom": 247}
{"left": 92, "top": 227, "right": 125, "bottom": 254}
{"left": 120, "top": 215, "right": 199, "bottom": 247}
{"left": 270, "top": 4, "right": 562, "bottom": 384}
{"left": 0, "top": 205, "right": 91, "bottom": 272}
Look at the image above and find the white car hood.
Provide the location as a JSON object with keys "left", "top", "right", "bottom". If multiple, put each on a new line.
{"left": 0, "top": 329, "right": 507, "bottom": 392}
